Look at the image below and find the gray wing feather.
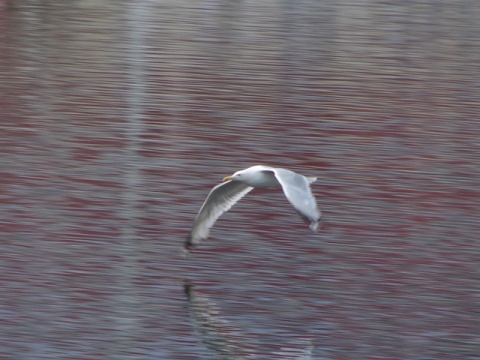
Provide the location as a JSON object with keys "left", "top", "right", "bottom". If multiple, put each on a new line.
{"left": 186, "top": 181, "right": 253, "bottom": 249}
{"left": 272, "top": 168, "right": 321, "bottom": 232}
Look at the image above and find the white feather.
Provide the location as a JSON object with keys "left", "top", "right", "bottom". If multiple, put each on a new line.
{"left": 186, "top": 181, "right": 253, "bottom": 249}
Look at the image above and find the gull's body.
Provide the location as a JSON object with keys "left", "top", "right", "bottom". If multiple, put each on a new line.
{"left": 186, "top": 165, "right": 321, "bottom": 250}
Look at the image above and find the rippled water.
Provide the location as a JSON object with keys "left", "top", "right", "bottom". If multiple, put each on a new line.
{"left": 1, "top": 2, "right": 479, "bottom": 359}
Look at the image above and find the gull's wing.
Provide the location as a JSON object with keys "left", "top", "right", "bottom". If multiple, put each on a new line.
{"left": 272, "top": 168, "right": 321, "bottom": 232}
{"left": 186, "top": 180, "right": 253, "bottom": 250}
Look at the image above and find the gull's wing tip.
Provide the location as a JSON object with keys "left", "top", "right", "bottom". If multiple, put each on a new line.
{"left": 184, "top": 232, "right": 206, "bottom": 253}
{"left": 309, "top": 212, "right": 323, "bottom": 232}
{"left": 183, "top": 235, "right": 193, "bottom": 253}
{"left": 185, "top": 235, "right": 194, "bottom": 249}
{"left": 182, "top": 233, "right": 199, "bottom": 256}
{"left": 183, "top": 279, "right": 194, "bottom": 298}
{"left": 310, "top": 221, "right": 320, "bottom": 232}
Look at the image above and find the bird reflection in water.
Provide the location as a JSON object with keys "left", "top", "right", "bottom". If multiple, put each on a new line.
{"left": 184, "top": 280, "right": 314, "bottom": 359}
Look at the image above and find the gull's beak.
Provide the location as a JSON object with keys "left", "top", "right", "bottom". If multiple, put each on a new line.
{"left": 223, "top": 175, "right": 233, "bottom": 182}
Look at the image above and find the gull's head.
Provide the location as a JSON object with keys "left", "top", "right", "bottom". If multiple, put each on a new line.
{"left": 223, "top": 169, "right": 244, "bottom": 182}
{"left": 223, "top": 166, "right": 255, "bottom": 182}
{"left": 222, "top": 165, "right": 266, "bottom": 183}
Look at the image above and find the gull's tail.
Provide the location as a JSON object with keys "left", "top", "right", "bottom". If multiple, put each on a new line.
{"left": 306, "top": 176, "right": 317, "bottom": 184}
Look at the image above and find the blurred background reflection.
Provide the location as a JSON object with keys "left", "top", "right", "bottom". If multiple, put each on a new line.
{"left": 1, "top": 1, "right": 479, "bottom": 359}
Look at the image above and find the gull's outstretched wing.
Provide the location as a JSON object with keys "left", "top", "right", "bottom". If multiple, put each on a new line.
{"left": 272, "top": 168, "right": 321, "bottom": 232}
{"left": 186, "top": 180, "right": 253, "bottom": 250}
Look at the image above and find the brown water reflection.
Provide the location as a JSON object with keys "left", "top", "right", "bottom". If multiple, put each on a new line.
{"left": 1, "top": 1, "right": 479, "bottom": 359}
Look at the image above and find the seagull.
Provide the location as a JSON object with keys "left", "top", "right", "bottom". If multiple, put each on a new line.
{"left": 186, "top": 165, "right": 321, "bottom": 251}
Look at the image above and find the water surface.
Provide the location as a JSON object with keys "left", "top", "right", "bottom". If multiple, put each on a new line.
{"left": 1, "top": 1, "right": 479, "bottom": 359}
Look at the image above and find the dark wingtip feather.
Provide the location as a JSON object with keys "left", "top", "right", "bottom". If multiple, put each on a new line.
{"left": 184, "top": 235, "right": 195, "bottom": 251}
{"left": 184, "top": 280, "right": 193, "bottom": 298}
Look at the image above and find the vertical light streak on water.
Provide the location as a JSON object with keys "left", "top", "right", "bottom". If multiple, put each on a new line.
{"left": 112, "top": 3, "right": 147, "bottom": 359}
{"left": 10, "top": 8, "right": 48, "bottom": 358}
